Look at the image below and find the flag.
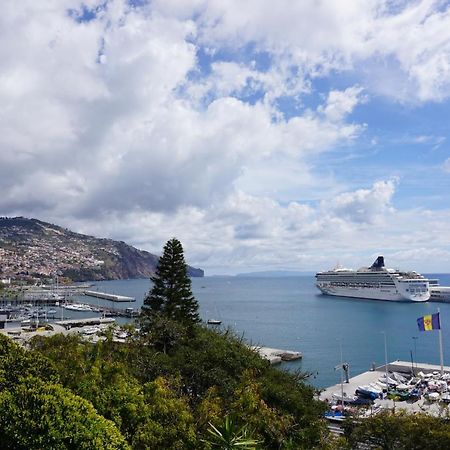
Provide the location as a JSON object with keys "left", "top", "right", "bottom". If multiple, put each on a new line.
{"left": 417, "top": 313, "right": 440, "bottom": 332}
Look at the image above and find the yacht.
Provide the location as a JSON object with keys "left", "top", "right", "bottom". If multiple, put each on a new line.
{"left": 315, "top": 256, "right": 430, "bottom": 302}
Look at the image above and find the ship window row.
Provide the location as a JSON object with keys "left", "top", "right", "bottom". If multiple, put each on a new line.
{"left": 318, "top": 278, "right": 395, "bottom": 285}
{"left": 317, "top": 275, "right": 393, "bottom": 280}
{"left": 323, "top": 282, "right": 393, "bottom": 288}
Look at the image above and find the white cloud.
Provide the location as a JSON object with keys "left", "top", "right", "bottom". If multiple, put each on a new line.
{"left": 155, "top": 0, "right": 450, "bottom": 102}
{"left": 320, "top": 180, "right": 397, "bottom": 225}
{"left": 319, "top": 86, "right": 366, "bottom": 123}
{"left": 444, "top": 158, "right": 450, "bottom": 173}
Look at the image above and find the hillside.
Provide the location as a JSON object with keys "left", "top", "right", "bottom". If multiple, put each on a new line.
{"left": 0, "top": 217, "right": 203, "bottom": 281}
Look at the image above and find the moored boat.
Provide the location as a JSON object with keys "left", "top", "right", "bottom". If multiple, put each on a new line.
{"left": 207, "top": 319, "right": 222, "bottom": 325}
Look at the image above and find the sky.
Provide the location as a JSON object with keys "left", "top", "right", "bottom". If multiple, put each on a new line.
{"left": 1, "top": 0, "right": 450, "bottom": 275}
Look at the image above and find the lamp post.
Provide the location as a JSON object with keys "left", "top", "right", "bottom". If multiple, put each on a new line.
{"left": 382, "top": 331, "right": 388, "bottom": 396}
{"left": 412, "top": 336, "right": 418, "bottom": 374}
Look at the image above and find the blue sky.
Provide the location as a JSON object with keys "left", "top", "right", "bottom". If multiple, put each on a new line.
{"left": 1, "top": 0, "right": 450, "bottom": 273}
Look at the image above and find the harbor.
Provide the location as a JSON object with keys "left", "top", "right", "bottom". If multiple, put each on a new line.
{"left": 2, "top": 275, "right": 450, "bottom": 388}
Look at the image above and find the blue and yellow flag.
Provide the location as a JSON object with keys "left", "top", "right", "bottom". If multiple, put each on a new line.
{"left": 417, "top": 313, "right": 440, "bottom": 332}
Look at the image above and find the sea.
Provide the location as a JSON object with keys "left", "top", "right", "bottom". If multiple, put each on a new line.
{"left": 8, "top": 274, "right": 450, "bottom": 388}
{"left": 59, "top": 273, "right": 450, "bottom": 389}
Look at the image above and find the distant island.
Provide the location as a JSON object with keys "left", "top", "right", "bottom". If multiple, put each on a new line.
{"left": 0, "top": 217, "right": 203, "bottom": 281}
{"left": 236, "top": 270, "right": 315, "bottom": 277}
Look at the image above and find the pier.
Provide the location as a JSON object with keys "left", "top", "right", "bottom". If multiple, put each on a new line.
{"left": 83, "top": 290, "right": 136, "bottom": 302}
{"left": 251, "top": 346, "right": 302, "bottom": 364}
{"left": 430, "top": 286, "right": 450, "bottom": 302}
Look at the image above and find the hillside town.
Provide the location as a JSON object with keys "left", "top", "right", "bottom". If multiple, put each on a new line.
{"left": 0, "top": 221, "right": 115, "bottom": 281}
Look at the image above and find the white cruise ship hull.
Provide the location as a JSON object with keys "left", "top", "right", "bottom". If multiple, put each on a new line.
{"left": 315, "top": 256, "right": 430, "bottom": 302}
{"left": 316, "top": 284, "right": 429, "bottom": 302}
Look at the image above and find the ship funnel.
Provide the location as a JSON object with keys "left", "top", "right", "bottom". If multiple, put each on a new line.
{"left": 371, "top": 256, "right": 385, "bottom": 269}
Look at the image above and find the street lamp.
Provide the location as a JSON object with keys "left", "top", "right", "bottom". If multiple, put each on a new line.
{"left": 381, "top": 331, "right": 388, "bottom": 395}
{"left": 412, "top": 336, "right": 418, "bottom": 374}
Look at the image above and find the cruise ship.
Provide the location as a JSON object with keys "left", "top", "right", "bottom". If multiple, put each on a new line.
{"left": 315, "top": 256, "right": 430, "bottom": 302}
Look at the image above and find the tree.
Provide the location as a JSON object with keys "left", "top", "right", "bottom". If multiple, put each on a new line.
{"left": 141, "top": 238, "right": 200, "bottom": 328}
{"left": 0, "top": 377, "right": 129, "bottom": 450}
{"left": 343, "top": 410, "right": 450, "bottom": 449}
{"left": 132, "top": 377, "right": 198, "bottom": 449}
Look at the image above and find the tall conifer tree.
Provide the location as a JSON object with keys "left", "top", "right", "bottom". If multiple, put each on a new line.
{"left": 141, "top": 238, "right": 200, "bottom": 327}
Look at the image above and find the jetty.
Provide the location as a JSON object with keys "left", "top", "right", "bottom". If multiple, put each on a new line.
{"left": 83, "top": 290, "right": 136, "bottom": 302}
{"left": 251, "top": 346, "right": 302, "bottom": 364}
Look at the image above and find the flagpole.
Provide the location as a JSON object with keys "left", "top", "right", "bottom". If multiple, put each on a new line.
{"left": 438, "top": 308, "right": 444, "bottom": 376}
{"left": 339, "top": 339, "right": 344, "bottom": 405}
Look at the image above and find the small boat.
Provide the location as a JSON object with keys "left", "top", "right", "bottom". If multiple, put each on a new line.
{"left": 426, "top": 392, "right": 440, "bottom": 401}
{"left": 409, "top": 388, "right": 421, "bottom": 401}
{"left": 392, "top": 372, "right": 407, "bottom": 383}
{"left": 324, "top": 410, "right": 345, "bottom": 422}
{"left": 355, "top": 387, "right": 379, "bottom": 401}
{"left": 82, "top": 327, "right": 99, "bottom": 335}
{"left": 207, "top": 319, "right": 222, "bottom": 325}
{"left": 379, "top": 374, "right": 399, "bottom": 386}
{"left": 387, "top": 390, "right": 409, "bottom": 401}
{"left": 370, "top": 382, "right": 386, "bottom": 392}
{"left": 332, "top": 392, "right": 357, "bottom": 404}
{"left": 64, "top": 303, "right": 92, "bottom": 311}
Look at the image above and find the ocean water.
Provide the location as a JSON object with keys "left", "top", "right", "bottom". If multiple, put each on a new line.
{"left": 83, "top": 274, "right": 450, "bottom": 389}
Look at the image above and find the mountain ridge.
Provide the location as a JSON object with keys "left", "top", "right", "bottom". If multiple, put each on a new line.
{"left": 0, "top": 217, "right": 203, "bottom": 281}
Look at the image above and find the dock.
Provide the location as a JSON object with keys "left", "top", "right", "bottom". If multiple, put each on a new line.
{"left": 320, "top": 360, "right": 450, "bottom": 417}
{"left": 430, "top": 286, "right": 450, "bottom": 302}
{"left": 251, "top": 346, "right": 302, "bottom": 364}
{"left": 83, "top": 290, "right": 136, "bottom": 302}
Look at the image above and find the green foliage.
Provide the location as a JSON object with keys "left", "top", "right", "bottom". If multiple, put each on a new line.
{"left": 0, "top": 377, "right": 129, "bottom": 450}
{"left": 132, "top": 377, "right": 198, "bottom": 449}
{"left": 144, "top": 313, "right": 187, "bottom": 354}
{"left": 168, "top": 326, "right": 268, "bottom": 400}
{"left": 343, "top": 410, "right": 450, "bottom": 449}
{"left": 0, "top": 334, "right": 59, "bottom": 390}
{"left": 141, "top": 237, "right": 200, "bottom": 328}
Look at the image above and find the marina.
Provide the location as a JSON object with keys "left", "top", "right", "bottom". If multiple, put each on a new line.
{"left": 321, "top": 360, "right": 450, "bottom": 431}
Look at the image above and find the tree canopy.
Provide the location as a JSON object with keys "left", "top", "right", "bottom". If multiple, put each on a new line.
{"left": 141, "top": 237, "right": 200, "bottom": 328}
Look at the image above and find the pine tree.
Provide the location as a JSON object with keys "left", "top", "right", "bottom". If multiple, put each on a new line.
{"left": 141, "top": 238, "right": 200, "bottom": 328}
